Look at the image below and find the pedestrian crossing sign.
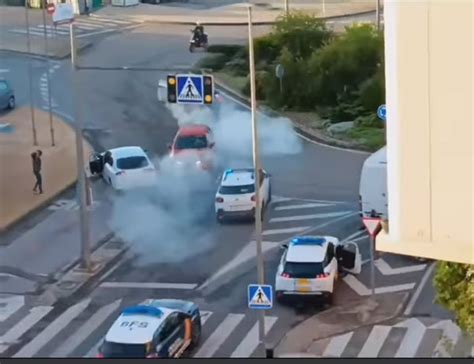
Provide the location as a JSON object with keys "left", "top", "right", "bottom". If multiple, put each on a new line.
{"left": 176, "top": 74, "right": 204, "bottom": 104}
{"left": 248, "top": 284, "right": 273, "bottom": 310}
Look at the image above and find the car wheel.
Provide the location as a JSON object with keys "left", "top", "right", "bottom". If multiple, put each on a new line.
{"left": 190, "top": 320, "right": 201, "bottom": 349}
{"left": 216, "top": 213, "right": 224, "bottom": 223}
{"left": 7, "top": 96, "right": 15, "bottom": 109}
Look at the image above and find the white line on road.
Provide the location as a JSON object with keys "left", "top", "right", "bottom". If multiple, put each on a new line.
{"left": 323, "top": 332, "right": 353, "bottom": 357}
{"left": 274, "top": 202, "right": 333, "bottom": 211}
{"left": 50, "top": 299, "right": 122, "bottom": 357}
{"left": 200, "top": 311, "right": 213, "bottom": 325}
{"left": 269, "top": 211, "right": 353, "bottom": 223}
{"left": 76, "top": 24, "right": 141, "bottom": 39}
{"left": 231, "top": 316, "right": 278, "bottom": 357}
{"left": 85, "top": 339, "right": 102, "bottom": 358}
{"left": 0, "top": 306, "right": 53, "bottom": 353}
{"left": 13, "top": 299, "right": 91, "bottom": 357}
{"left": 262, "top": 226, "right": 310, "bottom": 236}
{"left": 52, "top": 108, "right": 73, "bottom": 121}
{"left": 375, "top": 258, "right": 427, "bottom": 275}
{"left": 341, "top": 229, "right": 368, "bottom": 243}
{"left": 99, "top": 282, "right": 198, "bottom": 290}
{"left": 194, "top": 313, "right": 244, "bottom": 357}
{"left": 430, "top": 320, "right": 462, "bottom": 357}
{"left": 403, "top": 262, "right": 435, "bottom": 316}
{"left": 394, "top": 318, "right": 427, "bottom": 357}
{"left": 358, "top": 325, "right": 391, "bottom": 357}
{"left": 342, "top": 275, "right": 416, "bottom": 296}
{"left": 0, "top": 69, "right": 10, "bottom": 73}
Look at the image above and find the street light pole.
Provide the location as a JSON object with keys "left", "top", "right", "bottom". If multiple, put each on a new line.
{"left": 284, "top": 0, "right": 289, "bottom": 16}
{"left": 24, "top": 0, "right": 38, "bottom": 146}
{"left": 41, "top": 0, "right": 55, "bottom": 146}
{"left": 376, "top": 0, "right": 381, "bottom": 31}
{"left": 70, "top": 21, "right": 91, "bottom": 271}
{"left": 248, "top": 5, "right": 266, "bottom": 356}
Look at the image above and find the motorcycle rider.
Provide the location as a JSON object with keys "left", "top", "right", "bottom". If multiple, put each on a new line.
{"left": 193, "top": 21, "right": 205, "bottom": 44}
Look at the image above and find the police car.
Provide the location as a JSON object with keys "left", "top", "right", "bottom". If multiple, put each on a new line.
{"left": 215, "top": 168, "right": 271, "bottom": 222}
{"left": 275, "top": 236, "right": 361, "bottom": 304}
{"left": 96, "top": 299, "right": 201, "bottom": 358}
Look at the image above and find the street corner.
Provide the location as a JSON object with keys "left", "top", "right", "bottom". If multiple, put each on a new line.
{"left": 274, "top": 291, "right": 409, "bottom": 356}
{"left": 0, "top": 107, "right": 93, "bottom": 231}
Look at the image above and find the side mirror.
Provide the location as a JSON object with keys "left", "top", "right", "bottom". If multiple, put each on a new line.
{"left": 280, "top": 243, "right": 288, "bottom": 250}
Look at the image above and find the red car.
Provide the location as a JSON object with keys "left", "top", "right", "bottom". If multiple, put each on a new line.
{"left": 168, "top": 124, "right": 215, "bottom": 171}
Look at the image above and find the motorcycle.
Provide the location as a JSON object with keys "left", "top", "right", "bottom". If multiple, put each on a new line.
{"left": 189, "top": 30, "right": 208, "bottom": 52}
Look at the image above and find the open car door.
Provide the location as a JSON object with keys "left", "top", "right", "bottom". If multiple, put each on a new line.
{"left": 88, "top": 152, "right": 104, "bottom": 176}
{"left": 336, "top": 241, "right": 362, "bottom": 275}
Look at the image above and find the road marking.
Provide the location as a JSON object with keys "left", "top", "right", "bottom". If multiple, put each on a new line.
{"left": 262, "top": 226, "right": 310, "bottom": 236}
{"left": 343, "top": 275, "right": 416, "bottom": 296}
{"left": 0, "top": 69, "right": 10, "bottom": 73}
{"left": 50, "top": 299, "right": 122, "bottom": 357}
{"left": 269, "top": 211, "right": 353, "bottom": 223}
{"left": 99, "top": 282, "right": 197, "bottom": 290}
{"left": 13, "top": 299, "right": 91, "bottom": 357}
{"left": 323, "top": 332, "right": 353, "bottom": 357}
{"left": 430, "top": 320, "right": 462, "bottom": 357}
{"left": 200, "top": 310, "right": 212, "bottom": 325}
{"left": 0, "top": 306, "right": 53, "bottom": 353}
{"left": 76, "top": 24, "right": 141, "bottom": 39}
{"left": 230, "top": 316, "right": 278, "bottom": 357}
{"left": 89, "top": 14, "right": 138, "bottom": 25}
{"left": 403, "top": 262, "right": 435, "bottom": 316}
{"left": 194, "top": 313, "right": 244, "bottom": 357}
{"left": 358, "top": 325, "right": 391, "bottom": 357}
{"left": 0, "top": 295, "right": 25, "bottom": 322}
{"left": 340, "top": 229, "right": 367, "bottom": 243}
{"left": 394, "top": 318, "right": 427, "bottom": 357}
{"left": 274, "top": 202, "right": 333, "bottom": 211}
{"left": 375, "top": 258, "right": 427, "bottom": 275}
{"left": 85, "top": 339, "right": 102, "bottom": 358}
{"left": 52, "top": 108, "right": 73, "bottom": 121}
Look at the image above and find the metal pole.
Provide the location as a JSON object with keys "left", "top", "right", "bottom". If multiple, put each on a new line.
{"left": 284, "top": 0, "right": 289, "bottom": 16}
{"left": 369, "top": 235, "right": 376, "bottom": 297}
{"left": 322, "top": 0, "right": 326, "bottom": 16}
{"left": 248, "top": 5, "right": 266, "bottom": 356}
{"left": 24, "top": 0, "right": 38, "bottom": 146}
{"left": 70, "top": 22, "right": 91, "bottom": 271}
{"left": 41, "top": 0, "right": 55, "bottom": 146}
{"left": 376, "top": 0, "right": 381, "bottom": 31}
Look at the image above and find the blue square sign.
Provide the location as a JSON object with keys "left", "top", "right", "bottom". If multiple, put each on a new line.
{"left": 248, "top": 284, "right": 273, "bottom": 310}
{"left": 176, "top": 74, "right": 204, "bottom": 104}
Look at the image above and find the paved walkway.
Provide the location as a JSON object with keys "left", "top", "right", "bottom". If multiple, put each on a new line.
{"left": 0, "top": 107, "right": 92, "bottom": 231}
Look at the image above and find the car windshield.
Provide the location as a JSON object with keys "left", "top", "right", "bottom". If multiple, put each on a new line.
{"left": 283, "top": 262, "right": 324, "bottom": 278}
{"left": 219, "top": 184, "right": 255, "bottom": 194}
{"left": 101, "top": 341, "right": 147, "bottom": 358}
{"left": 175, "top": 135, "right": 208, "bottom": 149}
{"left": 116, "top": 156, "right": 149, "bottom": 170}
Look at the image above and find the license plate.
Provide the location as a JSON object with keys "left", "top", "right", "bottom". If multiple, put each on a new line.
{"left": 296, "top": 279, "right": 311, "bottom": 292}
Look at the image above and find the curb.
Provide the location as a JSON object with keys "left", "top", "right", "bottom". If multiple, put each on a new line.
{"left": 0, "top": 41, "right": 93, "bottom": 61}
{"left": 213, "top": 79, "right": 369, "bottom": 154}
{"left": 122, "top": 9, "right": 377, "bottom": 26}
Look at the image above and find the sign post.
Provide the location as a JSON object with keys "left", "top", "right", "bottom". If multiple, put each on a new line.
{"left": 362, "top": 217, "right": 382, "bottom": 297}
{"left": 377, "top": 104, "right": 386, "bottom": 121}
{"left": 166, "top": 74, "right": 213, "bottom": 105}
{"left": 275, "top": 64, "right": 284, "bottom": 95}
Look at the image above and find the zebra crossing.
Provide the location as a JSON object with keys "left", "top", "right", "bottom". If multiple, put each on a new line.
{"left": 313, "top": 317, "right": 473, "bottom": 358}
{"left": 9, "top": 15, "right": 141, "bottom": 39}
{"left": 0, "top": 297, "right": 284, "bottom": 358}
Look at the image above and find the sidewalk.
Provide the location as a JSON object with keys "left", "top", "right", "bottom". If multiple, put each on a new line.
{"left": 94, "top": 0, "right": 380, "bottom": 25}
{"left": 0, "top": 107, "right": 93, "bottom": 231}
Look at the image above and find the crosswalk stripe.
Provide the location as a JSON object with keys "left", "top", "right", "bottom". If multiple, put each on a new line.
{"left": 0, "top": 306, "right": 53, "bottom": 354}
{"left": 262, "top": 226, "right": 309, "bottom": 236}
{"left": 274, "top": 203, "right": 332, "bottom": 211}
{"left": 50, "top": 299, "right": 122, "bottom": 358}
{"left": 194, "top": 313, "right": 245, "bottom": 358}
{"left": 430, "top": 320, "right": 462, "bottom": 357}
{"left": 230, "top": 316, "right": 278, "bottom": 357}
{"left": 13, "top": 299, "right": 91, "bottom": 358}
{"left": 85, "top": 339, "right": 102, "bottom": 358}
{"left": 357, "top": 325, "right": 391, "bottom": 357}
{"left": 200, "top": 311, "right": 213, "bottom": 325}
{"left": 269, "top": 211, "right": 353, "bottom": 223}
{"left": 322, "top": 332, "right": 353, "bottom": 357}
{"left": 394, "top": 319, "right": 427, "bottom": 357}
{"left": 89, "top": 15, "right": 135, "bottom": 25}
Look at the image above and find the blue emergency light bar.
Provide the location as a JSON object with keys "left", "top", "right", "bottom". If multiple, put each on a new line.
{"left": 290, "top": 237, "right": 326, "bottom": 246}
{"left": 121, "top": 305, "right": 164, "bottom": 318}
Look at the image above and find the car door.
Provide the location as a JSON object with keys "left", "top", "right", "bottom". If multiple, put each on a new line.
{"left": 335, "top": 241, "right": 362, "bottom": 274}
{"left": 0, "top": 80, "right": 8, "bottom": 108}
{"left": 154, "top": 313, "right": 186, "bottom": 358}
{"left": 102, "top": 152, "right": 114, "bottom": 184}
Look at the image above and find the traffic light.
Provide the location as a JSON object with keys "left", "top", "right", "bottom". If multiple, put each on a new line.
{"left": 203, "top": 75, "right": 213, "bottom": 105}
{"left": 167, "top": 75, "right": 177, "bottom": 103}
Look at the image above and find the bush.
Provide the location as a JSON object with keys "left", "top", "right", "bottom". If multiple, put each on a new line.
{"left": 359, "top": 67, "right": 385, "bottom": 112}
{"left": 242, "top": 70, "right": 268, "bottom": 101}
{"left": 254, "top": 34, "right": 282, "bottom": 64}
{"left": 207, "top": 44, "right": 244, "bottom": 57}
{"left": 197, "top": 54, "right": 229, "bottom": 71}
{"left": 354, "top": 113, "right": 383, "bottom": 128}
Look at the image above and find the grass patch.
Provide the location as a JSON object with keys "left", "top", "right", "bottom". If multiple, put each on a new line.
{"left": 341, "top": 125, "right": 386, "bottom": 151}
{"left": 214, "top": 71, "right": 247, "bottom": 96}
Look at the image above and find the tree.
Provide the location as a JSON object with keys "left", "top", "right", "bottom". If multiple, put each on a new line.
{"left": 433, "top": 261, "right": 474, "bottom": 336}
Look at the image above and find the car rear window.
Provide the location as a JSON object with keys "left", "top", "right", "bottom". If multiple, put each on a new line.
{"left": 219, "top": 184, "right": 255, "bottom": 194}
{"left": 175, "top": 135, "right": 208, "bottom": 149}
{"left": 101, "top": 341, "right": 147, "bottom": 358}
{"left": 283, "top": 262, "right": 324, "bottom": 278}
{"left": 116, "top": 156, "right": 149, "bottom": 170}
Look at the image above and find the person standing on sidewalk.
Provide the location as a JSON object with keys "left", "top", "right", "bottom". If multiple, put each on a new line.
{"left": 32, "top": 150, "right": 43, "bottom": 194}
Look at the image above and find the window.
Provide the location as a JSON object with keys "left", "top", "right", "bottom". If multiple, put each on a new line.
{"left": 324, "top": 243, "right": 335, "bottom": 267}
{"left": 101, "top": 341, "right": 147, "bottom": 358}
{"left": 175, "top": 135, "right": 208, "bottom": 149}
{"left": 283, "top": 262, "right": 325, "bottom": 278}
{"left": 219, "top": 184, "right": 255, "bottom": 194}
{"left": 116, "top": 156, "right": 149, "bottom": 170}
{"left": 158, "top": 314, "right": 179, "bottom": 341}
{"left": 0, "top": 81, "right": 7, "bottom": 91}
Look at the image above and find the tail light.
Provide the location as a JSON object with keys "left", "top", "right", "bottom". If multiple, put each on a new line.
{"left": 115, "top": 171, "right": 125, "bottom": 176}
{"left": 96, "top": 353, "right": 104, "bottom": 358}
{"left": 216, "top": 197, "right": 224, "bottom": 203}
{"left": 316, "top": 273, "right": 330, "bottom": 279}
{"left": 251, "top": 195, "right": 256, "bottom": 201}
{"left": 281, "top": 273, "right": 290, "bottom": 278}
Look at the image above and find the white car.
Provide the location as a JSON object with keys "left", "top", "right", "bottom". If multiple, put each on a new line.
{"left": 275, "top": 236, "right": 361, "bottom": 304}
{"left": 215, "top": 168, "right": 271, "bottom": 222}
{"left": 88, "top": 146, "right": 157, "bottom": 191}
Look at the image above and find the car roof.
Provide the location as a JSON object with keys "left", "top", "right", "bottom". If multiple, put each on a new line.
{"left": 109, "top": 146, "right": 147, "bottom": 159}
{"left": 285, "top": 236, "right": 338, "bottom": 263}
{"left": 177, "top": 124, "right": 211, "bottom": 137}
{"left": 105, "top": 305, "right": 174, "bottom": 344}
{"left": 220, "top": 168, "right": 255, "bottom": 186}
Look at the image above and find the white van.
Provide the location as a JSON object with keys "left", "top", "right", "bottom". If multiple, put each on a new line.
{"left": 359, "top": 146, "right": 387, "bottom": 219}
